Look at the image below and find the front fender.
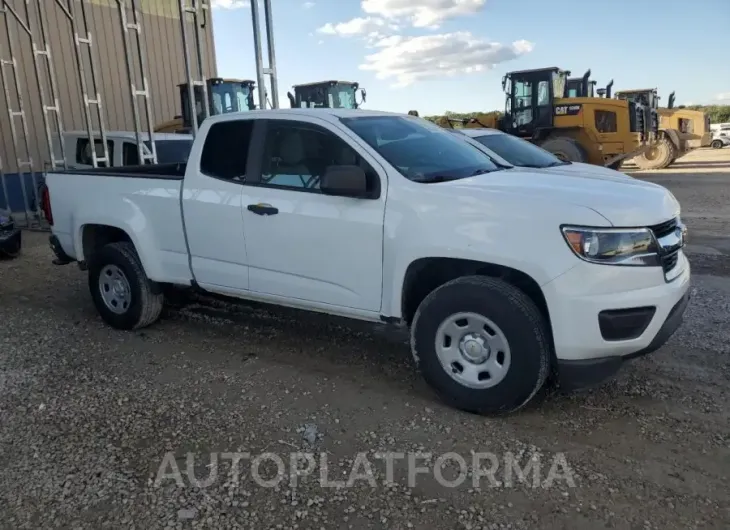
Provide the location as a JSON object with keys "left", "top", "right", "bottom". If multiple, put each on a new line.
{"left": 381, "top": 187, "right": 611, "bottom": 318}
{"left": 662, "top": 128, "right": 682, "bottom": 151}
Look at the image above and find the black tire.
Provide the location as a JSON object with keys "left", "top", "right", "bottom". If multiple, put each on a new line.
{"left": 410, "top": 275, "right": 551, "bottom": 415}
{"left": 634, "top": 137, "right": 676, "bottom": 170}
{"left": 607, "top": 160, "right": 623, "bottom": 171}
{"left": 711, "top": 139, "right": 723, "bottom": 149}
{"left": 87, "top": 241, "right": 163, "bottom": 330}
{"left": 539, "top": 137, "right": 588, "bottom": 163}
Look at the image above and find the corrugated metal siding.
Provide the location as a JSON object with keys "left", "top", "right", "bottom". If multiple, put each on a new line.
{"left": 0, "top": 0, "right": 216, "bottom": 179}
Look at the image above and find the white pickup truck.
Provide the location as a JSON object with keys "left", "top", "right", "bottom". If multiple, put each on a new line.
{"left": 42, "top": 108, "right": 691, "bottom": 414}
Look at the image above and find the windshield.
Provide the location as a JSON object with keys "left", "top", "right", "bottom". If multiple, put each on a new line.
{"left": 340, "top": 116, "right": 501, "bottom": 182}
{"left": 144, "top": 140, "right": 193, "bottom": 164}
{"left": 471, "top": 133, "right": 566, "bottom": 168}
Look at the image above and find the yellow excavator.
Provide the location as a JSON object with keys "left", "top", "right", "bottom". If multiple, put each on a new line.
{"left": 154, "top": 77, "right": 256, "bottom": 134}
{"left": 424, "top": 67, "right": 657, "bottom": 168}
{"left": 615, "top": 89, "right": 712, "bottom": 169}
{"left": 287, "top": 80, "right": 366, "bottom": 109}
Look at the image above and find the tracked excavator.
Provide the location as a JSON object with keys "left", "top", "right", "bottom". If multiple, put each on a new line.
{"left": 615, "top": 89, "right": 712, "bottom": 169}
{"left": 154, "top": 77, "right": 256, "bottom": 134}
{"left": 422, "top": 67, "right": 657, "bottom": 168}
{"left": 287, "top": 80, "right": 366, "bottom": 109}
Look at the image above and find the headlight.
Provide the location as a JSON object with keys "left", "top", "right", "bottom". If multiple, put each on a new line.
{"left": 561, "top": 226, "right": 660, "bottom": 266}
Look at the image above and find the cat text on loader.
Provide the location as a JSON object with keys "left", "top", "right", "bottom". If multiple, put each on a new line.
{"left": 462, "top": 67, "right": 656, "bottom": 168}
{"left": 287, "top": 80, "right": 366, "bottom": 109}
{"left": 616, "top": 90, "right": 712, "bottom": 170}
{"left": 154, "top": 78, "right": 256, "bottom": 134}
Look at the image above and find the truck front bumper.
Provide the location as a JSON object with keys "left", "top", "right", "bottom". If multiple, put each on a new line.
{"left": 543, "top": 251, "right": 691, "bottom": 391}
{"left": 556, "top": 289, "right": 690, "bottom": 391}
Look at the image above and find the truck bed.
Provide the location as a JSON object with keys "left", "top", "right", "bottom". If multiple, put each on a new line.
{"left": 53, "top": 162, "right": 186, "bottom": 180}
{"left": 45, "top": 167, "right": 191, "bottom": 284}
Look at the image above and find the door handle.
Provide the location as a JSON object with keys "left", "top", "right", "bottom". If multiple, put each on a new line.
{"left": 247, "top": 203, "right": 279, "bottom": 216}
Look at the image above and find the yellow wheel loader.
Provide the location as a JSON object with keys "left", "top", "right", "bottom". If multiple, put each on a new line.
{"left": 616, "top": 90, "right": 712, "bottom": 170}
{"left": 287, "top": 80, "right": 366, "bottom": 109}
{"left": 431, "top": 68, "right": 656, "bottom": 168}
{"left": 154, "top": 78, "right": 256, "bottom": 134}
{"left": 499, "top": 68, "right": 656, "bottom": 167}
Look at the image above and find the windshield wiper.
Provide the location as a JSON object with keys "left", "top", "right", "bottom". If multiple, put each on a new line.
{"left": 411, "top": 175, "right": 464, "bottom": 183}
{"left": 470, "top": 168, "right": 496, "bottom": 176}
{"left": 544, "top": 160, "right": 571, "bottom": 167}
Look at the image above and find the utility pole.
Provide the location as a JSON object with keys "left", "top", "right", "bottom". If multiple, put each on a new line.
{"left": 250, "top": 0, "right": 279, "bottom": 109}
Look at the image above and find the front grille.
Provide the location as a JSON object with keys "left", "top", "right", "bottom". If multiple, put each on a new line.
{"left": 649, "top": 217, "right": 678, "bottom": 239}
{"left": 649, "top": 217, "right": 682, "bottom": 278}
{"left": 662, "top": 251, "right": 679, "bottom": 273}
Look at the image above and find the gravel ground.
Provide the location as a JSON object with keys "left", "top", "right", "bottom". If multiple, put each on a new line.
{"left": 1, "top": 149, "right": 730, "bottom": 529}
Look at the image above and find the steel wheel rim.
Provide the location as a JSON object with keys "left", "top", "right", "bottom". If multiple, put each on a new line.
{"left": 434, "top": 312, "right": 511, "bottom": 389}
{"left": 99, "top": 264, "right": 132, "bottom": 314}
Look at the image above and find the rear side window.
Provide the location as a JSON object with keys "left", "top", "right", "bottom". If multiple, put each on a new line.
{"left": 123, "top": 142, "right": 141, "bottom": 165}
{"left": 200, "top": 120, "right": 254, "bottom": 181}
{"left": 595, "top": 110, "right": 617, "bottom": 133}
{"left": 76, "top": 138, "right": 114, "bottom": 167}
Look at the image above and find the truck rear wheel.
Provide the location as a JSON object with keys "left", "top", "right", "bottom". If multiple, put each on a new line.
{"left": 410, "top": 276, "right": 550, "bottom": 415}
{"left": 539, "top": 137, "right": 587, "bottom": 163}
{"left": 88, "top": 241, "right": 164, "bottom": 330}
{"left": 634, "top": 137, "right": 676, "bottom": 170}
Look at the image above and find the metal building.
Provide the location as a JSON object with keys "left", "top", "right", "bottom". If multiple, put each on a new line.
{"left": 1, "top": 0, "right": 217, "bottom": 226}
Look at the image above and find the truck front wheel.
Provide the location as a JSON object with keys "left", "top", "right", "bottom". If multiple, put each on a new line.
{"left": 88, "top": 241, "right": 164, "bottom": 330}
{"left": 410, "top": 276, "right": 551, "bottom": 415}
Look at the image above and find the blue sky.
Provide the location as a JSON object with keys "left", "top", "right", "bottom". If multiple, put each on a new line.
{"left": 211, "top": 0, "right": 730, "bottom": 115}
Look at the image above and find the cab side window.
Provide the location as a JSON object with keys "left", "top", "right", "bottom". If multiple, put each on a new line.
{"left": 200, "top": 119, "right": 254, "bottom": 181}
{"left": 256, "top": 120, "right": 380, "bottom": 194}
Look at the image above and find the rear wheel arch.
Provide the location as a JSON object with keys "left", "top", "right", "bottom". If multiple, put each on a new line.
{"left": 80, "top": 224, "right": 132, "bottom": 262}
{"left": 77, "top": 223, "right": 158, "bottom": 279}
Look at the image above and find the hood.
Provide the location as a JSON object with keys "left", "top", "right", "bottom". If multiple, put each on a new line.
{"left": 506, "top": 162, "right": 634, "bottom": 180}
{"left": 440, "top": 168, "right": 680, "bottom": 227}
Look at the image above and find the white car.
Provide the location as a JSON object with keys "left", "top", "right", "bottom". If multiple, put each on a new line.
{"left": 710, "top": 135, "right": 730, "bottom": 149}
{"left": 453, "top": 127, "right": 633, "bottom": 179}
{"left": 42, "top": 109, "right": 690, "bottom": 415}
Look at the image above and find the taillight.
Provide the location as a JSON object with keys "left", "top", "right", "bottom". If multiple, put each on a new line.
{"left": 40, "top": 184, "right": 53, "bottom": 226}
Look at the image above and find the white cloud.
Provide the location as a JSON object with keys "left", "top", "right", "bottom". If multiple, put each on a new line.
{"left": 211, "top": 0, "right": 250, "bottom": 8}
{"left": 360, "top": 32, "right": 534, "bottom": 87}
{"left": 317, "top": 17, "right": 390, "bottom": 37}
{"left": 361, "top": 0, "right": 486, "bottom": 28}
{"left": 716, "top": 92, "right": 730, "bottom": 101}
{"left": 303, "top": 1, "right": 315, "bottom": 8}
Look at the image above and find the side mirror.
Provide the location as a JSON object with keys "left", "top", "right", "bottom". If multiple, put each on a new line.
{"left": 361, "top": 88, "right": 367, "bottom": 103}
{"left": 320, "top": 165, "right": 369, "bottom": 198}
{"left": 287, "top": 91, "right": 296, "bottom": 108}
